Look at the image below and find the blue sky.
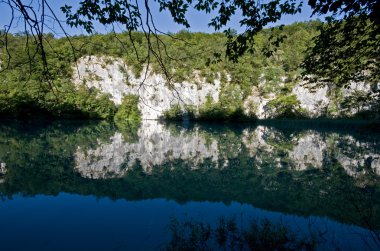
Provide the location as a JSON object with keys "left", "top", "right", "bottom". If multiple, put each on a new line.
{"left": 0, "top": 0, "right": 320, "bottom": 36}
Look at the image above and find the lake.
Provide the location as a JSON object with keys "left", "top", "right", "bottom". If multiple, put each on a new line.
{"left": 0, "top": 119, "right": 379, "bottom": 250}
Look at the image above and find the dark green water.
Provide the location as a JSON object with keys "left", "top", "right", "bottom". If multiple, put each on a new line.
{"left": 0, "top": 119, "right": 379, "bottom": 250}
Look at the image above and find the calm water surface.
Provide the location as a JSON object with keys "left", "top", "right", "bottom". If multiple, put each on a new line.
{"left": 0, "top": 119, "right": 379, "bottom": 250}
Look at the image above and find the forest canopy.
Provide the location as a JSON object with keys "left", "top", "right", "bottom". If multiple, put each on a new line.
{"left": 0, "top": 21, "right": 320, "bottom": 119}
{"left": 0, "top": 1, "right": 379, "bottom": 119}
{"left": 0, "top": 0, "right": 379, "bottom": 85}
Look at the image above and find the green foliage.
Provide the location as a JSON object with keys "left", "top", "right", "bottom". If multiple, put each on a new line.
{"left": 58, "top": 85, "right": 117, "bottom": 119}
{"left": 114, "top": 94, "right": 141, "bottom": 122}
{"left": 156, "top": 88, "right": 253, "bottom": 121}
{"left": 163, "top": 104, "right": 186, "bottom": 121}
{"left": 197, "top": 88, "right": 248, "bottom": 121}
{"left": 5, "top": 20, "right": 368, "bottom": 121}
{"left": 341, "top": 90, "right": 380, "bottom": 119}
{"left": 3, "top": 1, "right": 379, "bottom": 121}
{"left": 163, "top": 104, "right": 196, "bottom": 121}
{"left": 0, "top": 33, "right": 117, "bottom": 119}
{"left": 265, "top": 94, "right": 306, "bottom": 118}
{"left": 61, "top": 0, "right": 304, "bottom": 63}
{"left": 303, "top": 16, "right": 380, "bottom": 87}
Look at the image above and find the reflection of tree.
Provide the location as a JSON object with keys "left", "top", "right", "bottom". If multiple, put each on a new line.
{"left": 0, "top": 120, "right": 116, "bottom": 195}
{"left": 344, "top": 184, "right": 380, "bottom": 249}
{"left": 0, "top": 120, "right": 379, "bottom": 231}
{"left": 115, "top": 119, "right": 141, "bottom": 143}
{"left": 165, "top": 217, "right": 319, "bottom": 251}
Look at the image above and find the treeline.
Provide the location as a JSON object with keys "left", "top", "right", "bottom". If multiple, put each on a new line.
{"left": 0, "top": 21, "right": 321, "bottom": 119}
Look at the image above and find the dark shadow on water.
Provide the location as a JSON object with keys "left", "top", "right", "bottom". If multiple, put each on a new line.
{"left": 163, "top": 215, "right": 380, "bottom": 251}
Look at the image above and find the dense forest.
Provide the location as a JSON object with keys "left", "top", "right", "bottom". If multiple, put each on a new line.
{"left": 0, "top": 20, "right": 377, "bottom": 120}
{"left": 0, "top": 21, "right": 319, "bottom": 119}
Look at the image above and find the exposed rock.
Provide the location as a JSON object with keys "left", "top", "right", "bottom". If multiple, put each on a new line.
{"left": 341, "top": 82, "right": 372, "bottom": 97}
{"left": 243, "top": 90, "right": 276, "bottom": 119}
{"left": 73, "top": 56, "right": 378, "bottom": 119}
{"left": 292, "top": 82, "right": 330, "bottom": 118}
{"left": 74, "top": 56, "right": 221, "bottom": 120}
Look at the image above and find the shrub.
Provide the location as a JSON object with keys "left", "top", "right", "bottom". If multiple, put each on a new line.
{"left": 265, "top": 94, "right": 306, "bottom": 118}
{"left": 114, "top": 94, "right": 142, "bottom": 122}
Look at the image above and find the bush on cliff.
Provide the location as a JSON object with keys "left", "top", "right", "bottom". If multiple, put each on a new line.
{"left": 114, "top": 94, "right": 142, "bottom": 123}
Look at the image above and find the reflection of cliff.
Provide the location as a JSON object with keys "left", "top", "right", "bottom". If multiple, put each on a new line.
{"left": 0, "top": 162, "right": 6, "bottom": 184}
{"left": 334, "top": 135, "right": 380, "bottom": 178}
{"left": 242, "top": 129, "right": 327, "bottom": 170}
{"left": 242, "top": 129, "right": 380, "bottom": 177}
{"left": 1, "top": 120, "right": 379, "bottom": 230}
{"left": 289, "top": 133, "right": 326, "bottom": 170}
{"left": 75, "top": 121, "right": 221, "bottom": 179}
{"left": 75, "top": 121, "right": 380, "bottom": 180}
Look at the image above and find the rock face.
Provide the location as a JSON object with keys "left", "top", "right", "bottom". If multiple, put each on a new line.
{"left": 73, "top": 56, "right": 378, "bottom": 119}
{"left": 74, "top": 121, "right": 380, "bottom": 179}
{"left": 74, "top": 56, "right": 221, "bottom": 120}
{"left": 292, "top": 83, "right": 330, "bottom": 117}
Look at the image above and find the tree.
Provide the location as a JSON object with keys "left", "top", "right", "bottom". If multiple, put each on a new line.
{"left": 303, "top": 0, "right": 380, "bottom": 87}
{"left": 0, "top": 0, "right": 379, "bottom": 88}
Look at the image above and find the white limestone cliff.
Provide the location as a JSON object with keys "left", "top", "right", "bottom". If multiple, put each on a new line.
{"left": 292, "top": 83, "right": 330, "bottom": 118}
{"left": 73, "top": 55, "right": 378, "bottom": 120}
{"left": 73, "top": 56, "right": 221, "bottom": 120}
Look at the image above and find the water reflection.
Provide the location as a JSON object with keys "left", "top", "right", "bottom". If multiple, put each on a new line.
{"left": 0, "top": 119, "right": 379, "bottom": 250}
{"left": 74, "top": 121, "right": 221, "bottom": 179}
{"left": 0, "top": 162, "right": 6, "bottom": 184}
{"left": 73, "top": 120, "right": 380, "bottom": 180}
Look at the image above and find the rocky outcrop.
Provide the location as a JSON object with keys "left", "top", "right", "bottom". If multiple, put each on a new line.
{"left": 74, "top": 56, "right": 378, "bottom": 120}
{"left": 74, "top": 56, "right": 221, "bottom": 120}
{"left": 243, "top": 89, "right": 276, "bottom": 119}
{"left": 292, "top": 83, "right": 330, "bottom": 118}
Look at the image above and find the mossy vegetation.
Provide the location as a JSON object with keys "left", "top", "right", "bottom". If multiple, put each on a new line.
{"left": 0, "top": 21, "right": 322, "bottom": 120}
